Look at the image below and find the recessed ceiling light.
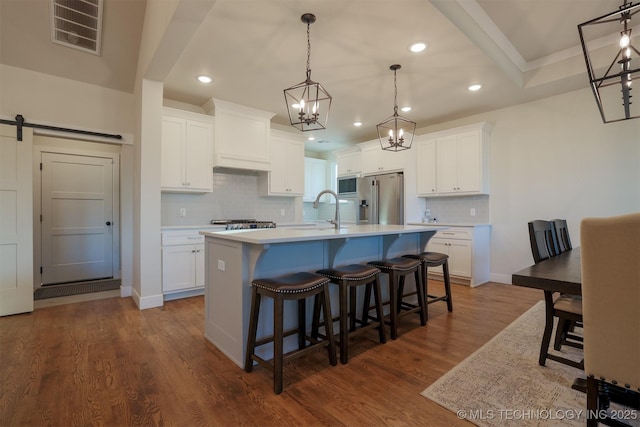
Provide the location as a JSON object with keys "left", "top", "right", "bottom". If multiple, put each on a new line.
{"left": 401, "top": 106, "right": 412, "bottom": 112}
{"left": 197, "top": 75, "right": 212, "bottom": 84}
{"left": 353, "top": 121, "right": 362, "bottom": 127}
{"left": 468, "top": 84, "right": 482, "bottom": 91}
{"left": 308, "top": 136, "right": 315, "bottom": 141}
{"left": 409, "top": 42, "right": 428, "bottom": 53}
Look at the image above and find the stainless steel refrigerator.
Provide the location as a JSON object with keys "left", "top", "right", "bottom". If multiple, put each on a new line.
{"left": 356, "top": 172, "right": 404, "bottom": 225}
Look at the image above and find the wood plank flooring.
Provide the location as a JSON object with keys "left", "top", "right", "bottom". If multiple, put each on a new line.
{"left": 0, "top": 282, "right": 542, "bottom": 427}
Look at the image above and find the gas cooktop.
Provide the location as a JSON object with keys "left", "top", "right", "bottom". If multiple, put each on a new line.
{"left": 210, "top": 219, "right": 276, "bottom": 230}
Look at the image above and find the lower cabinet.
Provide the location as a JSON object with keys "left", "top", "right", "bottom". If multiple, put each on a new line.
{"left": 161, "top": 228, "right": 212, "bottom": 296}
{"left": 426, "top": 225, "right": 490, "bottom": 287}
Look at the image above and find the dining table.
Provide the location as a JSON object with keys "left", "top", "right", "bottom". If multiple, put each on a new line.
{"left": 511, "top": 247, "right": 583, "bottom": 369}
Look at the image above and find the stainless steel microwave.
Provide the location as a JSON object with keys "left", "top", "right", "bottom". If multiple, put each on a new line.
{"left": 337, "top": 177, "right": 358, "bottom": 197}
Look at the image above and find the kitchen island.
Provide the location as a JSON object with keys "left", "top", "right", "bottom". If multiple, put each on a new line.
{"left": 200, "top": 224, "right": 445, "bottom": 368}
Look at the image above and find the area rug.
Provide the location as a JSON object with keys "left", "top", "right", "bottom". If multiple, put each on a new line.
{"left": 422, "top": 301, "right": 591, "bottom": 426}
{"left": 34, "top": 279, "right": 120, "bottom": 300}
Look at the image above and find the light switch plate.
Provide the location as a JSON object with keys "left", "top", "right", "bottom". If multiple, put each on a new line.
{"left": 217, "top": 260, "right": 225, "bottom": 271}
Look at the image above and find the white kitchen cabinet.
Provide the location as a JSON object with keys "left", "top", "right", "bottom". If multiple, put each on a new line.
{"left": 212, "top": 98, "right": 275, "bottom": 171}
{"left": 416, "top": 138, "right": 437, "bottom": 196}
{"left": 360, "top": 143, "right": 406, "bottom": 175}
{"left": 436, "top": 131, "right": 481, "bottom": 194}
{"left": 337, "top": 151, "right": 361, "bottom": 177}
{"left": 415, "top": 122, "right": 490, "bottom": 197}
{"left": 259, "top": 130, "right": 304, "bottom": 197}
{"left": 161, "top": 108, "right": 214, "bottom": 193}
{"left": 425, "top": 225, "right": 490, "bottom": 287}
{"left": 161, "top": 229, "right": 207, "bottom": 294}
{"left": 304, "top": 157, "right": 327, "bottom": 202}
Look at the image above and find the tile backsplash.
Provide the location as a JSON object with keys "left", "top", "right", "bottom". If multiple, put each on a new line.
{"left": 162, "top": 169, "right": 298, "bottom": 226}
{"left": 424, "top": 194, "right": 490, "bottom": 223}
{"left": 303, "top": 199, "right": 357, "bottom": 223}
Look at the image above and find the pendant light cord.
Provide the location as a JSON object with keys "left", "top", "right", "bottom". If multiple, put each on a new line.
{"left": 306, "top": 22, "right": 312, "bottom": 81}
{"left": 393, "top": 68, "right": 399, "bottom": 116}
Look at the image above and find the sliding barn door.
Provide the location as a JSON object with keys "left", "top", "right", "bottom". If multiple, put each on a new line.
{"left": 0, "top": 124, "right": 34, "bottom": 316}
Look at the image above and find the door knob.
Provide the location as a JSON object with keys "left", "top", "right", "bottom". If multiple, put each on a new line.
{"left": 106, "top": 221, "right": 112, "bottom": 226}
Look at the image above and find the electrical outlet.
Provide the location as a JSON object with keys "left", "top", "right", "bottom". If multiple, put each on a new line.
{"left": 217, "top": 260, "right": 225, "bottom": 271}
{"left": 179, "top": 208, "right": 186, "bottom": 217}
{"left": 470, "top": 208, "right": 476, "bottom": 216}
{"left": 280, "top": 209, "right": 285, "bottom": 216}
{"left": 425, "top": 209, "right": 431, "bottom": 216}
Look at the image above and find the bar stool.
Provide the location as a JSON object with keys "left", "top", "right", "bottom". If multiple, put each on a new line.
{"left": 312, "top": 264, "right": 386, "bottom": 364}
{"left": 244, "top": 272, "right": 337, "bottom": 394}
{"left": 366, "top": 257, "right": 426, "bottom": 340}
{"left": 403, "top": 252, "right": 453, "bottom": 319}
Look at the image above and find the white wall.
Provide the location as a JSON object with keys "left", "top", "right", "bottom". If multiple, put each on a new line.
{"left": 415, "top": 87, "right": 640, "bottom": 283}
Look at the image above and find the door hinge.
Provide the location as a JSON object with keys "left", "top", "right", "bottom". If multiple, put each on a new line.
{"left": 40, "top": 163, "right": 43, "bottom": 170}
{"left": 40, "top": 266, "right": 43, "bottom": 274}
{"left": 40, "top": 214, "right": 42, "bottom": 222}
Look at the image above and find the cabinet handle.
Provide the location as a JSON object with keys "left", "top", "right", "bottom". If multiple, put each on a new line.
{"left": 192, "top": 249, "right": 196, "bottom": 253}
{"left": 187, "top": 236, "right": 200, "bottom": 240}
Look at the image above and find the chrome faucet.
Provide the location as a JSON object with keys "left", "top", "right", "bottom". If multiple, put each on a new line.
{"left": 313, "top": 189, "right": 340, "bottom": 230}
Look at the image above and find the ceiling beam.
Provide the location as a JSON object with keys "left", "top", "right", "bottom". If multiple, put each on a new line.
{"left": 429, "top": 0, "right": 524, "bottom": 88}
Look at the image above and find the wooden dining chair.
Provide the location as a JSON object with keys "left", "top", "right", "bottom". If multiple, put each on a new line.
{"left": 550, "top": 219, "right": 581, "bottom": 350}
{"left": 528, "top": 220, "right": 560, "bottom": 263}
{"left": 552, "top": 219, "right": 572, "bottom": 254}
{"left": 581, "top": 213, "right": 640, "bottom": 426}
{"left": 527, "top": 220, "right": 583, "bottom": 369}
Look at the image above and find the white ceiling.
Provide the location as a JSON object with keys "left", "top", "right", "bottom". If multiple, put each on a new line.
{"left": 0, "top": 0, "right": 632, "bottom": 152}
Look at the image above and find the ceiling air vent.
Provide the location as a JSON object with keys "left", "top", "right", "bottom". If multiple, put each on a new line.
{"left": 50, "top": 0, "right": 103, "bottom": 55}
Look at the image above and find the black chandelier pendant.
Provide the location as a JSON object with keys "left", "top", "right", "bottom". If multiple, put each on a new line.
{"left": 578, "top": 0, "right": 640, "bottom": 123}
{"left": 283, "top": 13, "right": 332, "bottom": 132}
{"left": 377, "top": 64, "right": 416, "bottom": 152}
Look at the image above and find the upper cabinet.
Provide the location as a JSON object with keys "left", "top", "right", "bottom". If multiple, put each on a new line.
{"left": 259, "top": 130, "right": 304, "bottom": 197}
{"left": 416, "top": 122, "right": 491, "bottom": 197}
{"left": 360, "top": 142, "right": 406, "bottom": 175}
{"left": 416, "top": 138, "right": 437, "bottom": 195}
{"left": 161, "top": 107, "right": 214, "bottom": 193}
{"left": 212, "top": 99, "right": 275, "bottom": 171}
{"left": 303, "top": 157, "right": 327, "bottom": 202}
{"left": 337, "top": 150, "right": 361, "bottom": 177}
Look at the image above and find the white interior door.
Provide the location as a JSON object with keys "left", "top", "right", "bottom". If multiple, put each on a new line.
{"left": 41, "top": 152, "right": 114, "bottom": 285}
{"left": 0, "top": 124, "right": 34, "bottom": 316}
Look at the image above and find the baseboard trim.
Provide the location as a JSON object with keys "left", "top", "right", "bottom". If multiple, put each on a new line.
{"left": 132, "top": 288, "right": 164, "bottom": 310}
{"left": 490, "top": 273, "right": 512, "bottom": 284}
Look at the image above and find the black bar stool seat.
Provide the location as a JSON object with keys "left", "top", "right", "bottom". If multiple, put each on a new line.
{"left": 403, "top": 252, "right": 453, "bottom": 317}
{"left": 367, "top": 257, "right": 426, "bottom": 340}
{"left": 312, "top": 264, "right": 386, "bottom": 364}
{"left": 244, "top": 272, "right": 337, "bottom": 394}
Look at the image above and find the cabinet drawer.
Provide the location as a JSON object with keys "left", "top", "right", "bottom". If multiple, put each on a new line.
{"left": 435, "top": 228, "right": 472, "bottom": 240}
{"left": 162, "top": 233, "right": 204, "bottom": 246}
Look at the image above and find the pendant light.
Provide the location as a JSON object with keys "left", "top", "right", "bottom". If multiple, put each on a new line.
{"left": 283, "top": 13, "right": 332, "bottom": 132}
{"left": 377, "top": 64, "right": 416, "bottom": 151}
{"left": 578, "top": 0, "right": 640, "bottom": 123}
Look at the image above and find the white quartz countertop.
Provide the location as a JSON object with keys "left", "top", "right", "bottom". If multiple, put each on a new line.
{"left": 200, "top": 224, "right": 447, "bottom": 244}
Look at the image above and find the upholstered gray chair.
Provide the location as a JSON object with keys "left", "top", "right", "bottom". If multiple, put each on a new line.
{"left": 581, "top": 213, "right": 640, "bottom": 426}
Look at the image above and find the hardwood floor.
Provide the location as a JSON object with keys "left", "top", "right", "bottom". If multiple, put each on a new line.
{"left": 0, "top": 282, "right": 542, "bottom": 426}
